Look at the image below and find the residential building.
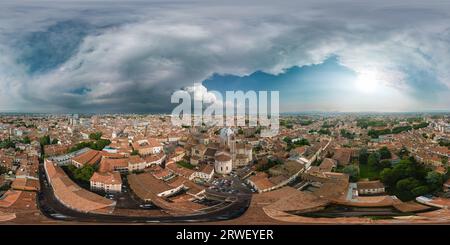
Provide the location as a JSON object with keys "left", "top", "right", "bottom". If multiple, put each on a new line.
{"left": 90, "top": 171, "right": 122, "bottom": 193}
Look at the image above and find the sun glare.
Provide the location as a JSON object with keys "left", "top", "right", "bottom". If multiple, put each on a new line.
{"left": 355, "top": 70, "right": 379, "bottom": 93}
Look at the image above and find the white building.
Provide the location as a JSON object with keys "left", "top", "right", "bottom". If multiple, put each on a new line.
{"left": 356, "top": 180, "right": 385, "bottom": 196}
{"left": 214, "top": 151, "right": 232, "bottom": 175}
{"left": 190, "top": 164, "right": 215, "bottom": 182}
{"left": 90, "top": 171, "right": 122, "bottom": 193}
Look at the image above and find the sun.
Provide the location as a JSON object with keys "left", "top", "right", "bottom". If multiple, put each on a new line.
{"left": 355, "top": 70, "right": 379, "bottom": 93}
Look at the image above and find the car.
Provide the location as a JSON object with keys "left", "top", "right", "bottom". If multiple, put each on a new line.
{"left": 140, "top": 204, "right": 153, "bottom": 209}
{"left": 50, "top": 214, "right": 67, "bottom": 219}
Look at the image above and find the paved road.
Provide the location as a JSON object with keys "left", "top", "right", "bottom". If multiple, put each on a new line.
{"left": 37, "top": 164, "right": 251, "bottom": 223}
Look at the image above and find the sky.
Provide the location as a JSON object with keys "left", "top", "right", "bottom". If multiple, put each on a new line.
{"left": 1, "top": 0, "right": 450, "bottom": 113}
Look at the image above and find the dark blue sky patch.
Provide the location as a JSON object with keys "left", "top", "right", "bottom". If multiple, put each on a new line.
{"left": 203, "top": 56, "right": 356, "bottom": 105}
{"left": 14, "top": 20, "right": 92, "bottom": 74}
{"left": 68, "top": 87, "right": 92, "bottom": 95}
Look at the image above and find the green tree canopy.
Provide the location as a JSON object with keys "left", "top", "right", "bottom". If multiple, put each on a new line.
{"left": 378, "top": 147, "right": 392, "bottom": 160}
{"left": 39, "top": 135, "right": 51, "bottom": 146}
{"left": 358, "top": 148, "right": 369, "bottom": 165}
{"left": 411, "top": 185, "right": 430, "bottom": 197}
{"left": 21, "top": 136, "right": 31, "bottom": 144}
{"left": 379, "top": 158, "right": 439, "bottom": 201}
{"left": 342, "top": 165, "right": 359, "bottom": 182}
{"left": 69, "top": 164, "right": 97, "bottom": 183}
{"left": 89, "top": 132, "right": 103, "bottom": 140}
{"left": 426, "top": 171, "right": 444, "bottom": 189}
{"left": 367, "top": 152, "right": 380, "bottom": 168}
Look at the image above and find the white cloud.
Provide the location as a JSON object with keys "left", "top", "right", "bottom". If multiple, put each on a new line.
{"left": 183, "top": 83, "right": 217, "bottom": 103}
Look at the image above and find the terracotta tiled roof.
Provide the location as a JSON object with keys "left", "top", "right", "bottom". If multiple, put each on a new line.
{"left": 44, "top": 160, "right": 115, "bottom": 213}
{"left": 98, "top": 157, "right": 128, "bottom": 173}
{"left": 72, "top": 149, "right": 101, "bottom": 167}
{"left": 319, "top": 158, "right": 337, "bottom": 172}
{"left": 144, "top": 152, "right": 165, "bottom": 163}
{"left": 152, "top": 168, "right": 173, "bottom": 179}
{"left": 332, "top": 148, "right": 353, "bottom": 165}
{"left": 0, "top": 190, "right": 22, "bottom": 208}
{"left": 132, "top": 138, "right": 161, "bottom": 150}
{"left": 215, "top": 153, "right": 231, "bottom": 162}
{"left": 166, "top": 162, "right": 195, "bottom": 177}
{"left": 199, "top": 164, "right": 214, "bottom": 174}
{"left": 249, "top": 172, "right": 275, "bottom": 191}
{"left": 90, "top": 172, "right": 122, "bottom": 185}
{"left": 128, "top": 173, "right": 175, "bottom": 199}
{"left": 128, "top": 155, "right": 145, "bottom": 164}
{"left": 166, "top": 176, "right": 187, "bottom": 188}
{"left": 357, "top": 180, "right": 385, "bottom": 190}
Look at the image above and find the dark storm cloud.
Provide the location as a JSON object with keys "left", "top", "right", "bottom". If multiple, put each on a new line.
{"left": 0, "top": 0, "right": 450, "bottom": 112}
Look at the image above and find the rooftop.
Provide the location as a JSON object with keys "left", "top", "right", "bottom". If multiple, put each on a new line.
{"left": 90, "top": 171, "right": 122, "bottom": 185}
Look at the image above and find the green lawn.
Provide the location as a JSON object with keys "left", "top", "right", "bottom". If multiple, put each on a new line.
{"left": 177, "top": 161, "right": 195, "bottom": 169}
{"left": 359, "top": 164, "right": 380, "bottom": 180}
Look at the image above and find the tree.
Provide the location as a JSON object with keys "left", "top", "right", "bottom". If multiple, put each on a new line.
{"left": 426, "top": 171, "right": 444, "bottom": 190}
{"left": 376, "top": 159, "right": 392, "bottom": 170}
{"left": 51, "top": 138, "right": 59, "bottom": 144}
{"left": 22, "top": 136, "right": 31, "bottom": 144}
{"left": 131, "top": 150, "right": 139, "bottom": 156}
{"left": 89, "top": 132, "right": 103, "bottom": 140}
{"left": 72, "top": 165, "right": 96, "bottom": 182}
{"left": 0, "top": 139, "right": 15, "bottom": 149}
{"left": 411, "top": 185, "right": 429, "bottom": 197}
{"left": 39, "top": 135, "right": 51, "bottom": 146}
{"left": 0, "top": 165, "right": 8, "bottom": 174}
{"left": 379, "top": 158, "right": 438, "bottom": 201}
{"left": 343, "top": 165, "right": 359, "bottom": 182}
{"left": 398, "top": 146, "right": 410, "bottom": 159}
{"left": 396, "top": 177, "right": 420, "bottom": 191}
{"left": 68, "top": 164, "right": 77, "bottom": 173}
{"left": 284, "top": 137, "right": 309, "bottom": 151}
{"left": 367, "top": 152, "right": 380, "bottom": 168}
{"left": 283, "top": 137, "right": 292, "bottom": 144}
{"left": 378, "top": 147, "right": 392, "bottom": 160}
{"left": 380, "top": 168, "right": 396, "bottom": 187}
{"left": 358, "top": 148, "right": 369, "bottom": 165}
{"left": 68, "top": 139, "right": 111, "bottom": 153}
{"left": 442, "top": 156, "right": 449, "bottom": 167}
{"left": 396, "top": 177, "right": 421, "bottom": 200}
{"left": 318, "top": 128, "right": 331, "bottom": 135}
{"left": 340, "top": 129, "right": 355, "bottom": 139}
